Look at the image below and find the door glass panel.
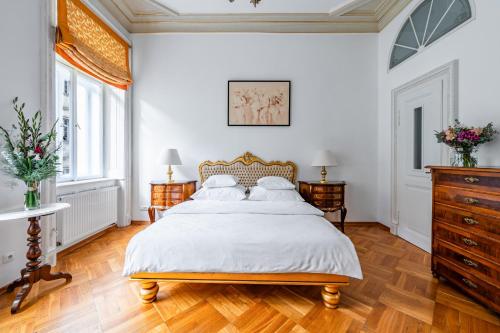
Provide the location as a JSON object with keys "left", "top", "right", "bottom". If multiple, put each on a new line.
{"left": 390, "top": 46, "right": 417, "bottom": 69}
{"left": 396, "top": 19, "right": 419, "bottom": 49}
{"left": 413, "top": 107, "right": 423, "bottom": 170}
{"left": 55, "top": 64, "right": 73, "bottom": 179}
{"left": 410, "top": 0, "right": 432, "bottom": 45}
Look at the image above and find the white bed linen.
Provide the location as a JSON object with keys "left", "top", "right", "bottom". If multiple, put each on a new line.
{"left": 123, "top": 201, "right": 363, "bottom": 279}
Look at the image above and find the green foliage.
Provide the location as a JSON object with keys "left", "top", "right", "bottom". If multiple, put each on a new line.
{"left": 0, "top": 97, "right": 60, "bottom": 183}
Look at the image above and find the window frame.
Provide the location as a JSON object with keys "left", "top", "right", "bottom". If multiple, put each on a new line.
{"left": 56, "top": 59, "right": 105, "bottom": 183}
{"left": 388, "top": 0, "right": 476, "bottom": 72}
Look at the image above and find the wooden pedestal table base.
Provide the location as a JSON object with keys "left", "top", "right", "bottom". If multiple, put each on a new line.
{"left": 0, "top": 203, "right": 71, "bottom": 314}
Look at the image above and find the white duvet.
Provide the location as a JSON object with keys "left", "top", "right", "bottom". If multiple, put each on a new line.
{"left": 123, "top": 201, "right": 363, "bottom": 279}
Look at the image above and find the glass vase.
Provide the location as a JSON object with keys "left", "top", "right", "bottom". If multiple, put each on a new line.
{"left": 24, "top": 181, "right": 41, "bottom": 210}
{"left": 451, "top": 148, "right": 478, "bottom": 168}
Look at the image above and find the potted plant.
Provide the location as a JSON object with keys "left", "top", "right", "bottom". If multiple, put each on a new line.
{"left": 0, "top": 97, "right": 60, "bottom": 210}
{"left": 435, "top": 120, "right": 497, "bottom": 168}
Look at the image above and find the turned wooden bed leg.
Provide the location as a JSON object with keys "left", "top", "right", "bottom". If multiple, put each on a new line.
{"left": 140, "top": 281, "right": 159, "bottom": 304}
{"left": 321, "top": 285, "right": 341, "bottom": 309}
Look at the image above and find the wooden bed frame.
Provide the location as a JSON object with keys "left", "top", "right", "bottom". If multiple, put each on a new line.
{"left": 130, "top": 152, "right": 350, "bottom": 309}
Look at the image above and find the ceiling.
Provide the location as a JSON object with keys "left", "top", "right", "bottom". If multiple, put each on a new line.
{"left": 98, "top": 0, "right": 413, "bottom": 33}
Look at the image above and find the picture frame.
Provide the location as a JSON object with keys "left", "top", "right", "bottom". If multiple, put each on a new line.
{"left": 228, "top": 80, "right": 291, "bottom": 126}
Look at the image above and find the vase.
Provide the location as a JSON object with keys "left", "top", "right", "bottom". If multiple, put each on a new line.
{"left": 24, "top": 181, "right": 41, "bottom": 210}
{"left": 451, "top": 148, "right": 478, "bottom": 168}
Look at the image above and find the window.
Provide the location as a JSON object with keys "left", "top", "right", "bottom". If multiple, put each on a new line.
{"left": 56, "top": 61, "right": 104, "bottom": 181}
{"left": 389, "top": 0, "right": 472, "bottom": 69}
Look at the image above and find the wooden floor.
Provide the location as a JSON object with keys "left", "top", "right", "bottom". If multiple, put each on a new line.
{"left": 0, "top": 224, "right": 498, "bottom": 333}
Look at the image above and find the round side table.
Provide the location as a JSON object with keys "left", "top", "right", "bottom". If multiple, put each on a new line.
{"left": 0, "top": 203, "right": 71, "bottom": 314}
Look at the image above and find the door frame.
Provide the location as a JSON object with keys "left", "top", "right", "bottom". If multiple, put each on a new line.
{"left": 390, "top": 60, "right": 459, "bottom": 239}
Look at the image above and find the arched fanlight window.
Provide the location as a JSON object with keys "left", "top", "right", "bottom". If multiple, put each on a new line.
{"left": 390, "top": 0, "right": 472, "bottom": 69}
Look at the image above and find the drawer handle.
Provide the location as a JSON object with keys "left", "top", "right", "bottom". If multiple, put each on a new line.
{"left": 464, "top": 177, "right": 480, "bottom": 184}
{"left": 463, "top": 258, "right": 478, "bottom": 268}
{"left": 462, "top": 278, "right": 478, "bottom": 289}
{"left": 463, "top": 217, "right": 479, "bottom": 225}
{"left": 464, "top": 198, "right": 479, "bottom": 205}
{"left": 462, "top": 237, "right": 478, "bottom": 247}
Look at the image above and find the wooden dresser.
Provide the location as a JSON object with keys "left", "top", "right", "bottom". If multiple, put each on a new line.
{"left": 298, "top": 181, "right": 347, "bottom": 233}
{"left": 428, "top": 166, "right": 500, "bottom": 313}
{"left": 148, "top": 181, "right": 196, "bottom": 222}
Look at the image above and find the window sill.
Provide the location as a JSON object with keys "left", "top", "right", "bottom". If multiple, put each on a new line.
{"left": 56, "top": 178, "right": 119, "bottom": 196}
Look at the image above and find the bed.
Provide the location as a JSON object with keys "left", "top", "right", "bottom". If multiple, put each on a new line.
{"left": 125, "top": 152, "right": 362, "bottom": 309}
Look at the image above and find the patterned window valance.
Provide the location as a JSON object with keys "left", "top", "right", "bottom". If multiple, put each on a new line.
{"left": 56, "top": 0, "right": 132, "bottom": 90}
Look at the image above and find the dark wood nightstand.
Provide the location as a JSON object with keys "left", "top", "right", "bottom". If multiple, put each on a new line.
{"left": 299, "top": 181, "right": 347, "bottom": 233}
{"left": 148, "top": 180, "right": 196, "bottom": 222}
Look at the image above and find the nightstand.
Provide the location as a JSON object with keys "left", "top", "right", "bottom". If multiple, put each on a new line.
{"left": 148, "top": 180, "right": 196, "bottom": 222}
{"left": 298, "top": 181, "right": 347, "bottom": 233}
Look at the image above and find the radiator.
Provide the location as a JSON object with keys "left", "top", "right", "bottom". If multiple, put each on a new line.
{"left": 57, "top": 186, "right": 118, "bottom": 247}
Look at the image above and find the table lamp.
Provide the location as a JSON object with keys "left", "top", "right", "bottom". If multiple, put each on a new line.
{"left": 312, "top": 150, "right": 338, "bottom": 183}
{"left": 161, "top": 149, "right": 182, "bottom": 183}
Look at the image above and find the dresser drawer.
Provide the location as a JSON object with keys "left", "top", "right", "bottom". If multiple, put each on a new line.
{"left": 434, "top": 186, "right": 500, "bottom": 218}
{"left": 312, "top": 185, "right": 343, "bottom": 194}
{"left": 312, "top": 193, "right": 343, "bottom": 200}
{"left": 435, "top": 241, "right": 499, "bottom": 283}
{"left": 435, "top": 260, "right": 500, "bottom": 311}
{"left": 434, "top": 222, "right": 499, "bottom": 261}
{"left": 434, "top": 171, "right": 500, "bottom": 194}
{"left": 434, "top": 203, "right": 500, "bottom": 237}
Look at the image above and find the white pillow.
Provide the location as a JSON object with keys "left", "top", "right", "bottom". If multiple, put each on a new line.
{"left": 191, "top": 185, "right": 246, "bottom": 201}
{"left": 257, "top": 176, "right": 295, "bottom": 190}
{"left": 248, "top": 186, "right": 304, "bottom": 202}
{"left": 202, "top": 175, "right": 239, "bottom": 188}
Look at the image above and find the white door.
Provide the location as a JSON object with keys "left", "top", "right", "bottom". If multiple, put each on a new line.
{"left": 396, "top": 78, "right": 446, "bottom": 252}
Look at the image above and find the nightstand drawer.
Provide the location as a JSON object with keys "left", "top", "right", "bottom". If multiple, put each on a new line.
{"left": 312, "top": 193, "right": 343, "bottom": 200}
{"left": 435, "top": 222, "right": 499, "bottom": 261}
{"left": 152, "top": 192, "right": 183, "bottom": 200}
{"left": 434, "top": 186, "right": 500, "bottom": 217}
{"left": 312, "top": 186, "right": 343, "bottom": 193}
{"left": 313, "top": 200, "right": 342, "bottom": 209}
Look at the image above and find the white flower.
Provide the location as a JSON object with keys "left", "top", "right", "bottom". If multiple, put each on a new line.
{"left": 28, "top": 150, "right": 35, "bottom": 157}
{"left": 14, "top": 147, "right": 20, "bottom": 154}
{"left": 34, "top": 154, "right": 41, "bottom": 161}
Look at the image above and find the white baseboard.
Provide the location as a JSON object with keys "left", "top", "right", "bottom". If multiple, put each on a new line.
{"left": 397, "top": 225, "right": 431, "bottom": 253}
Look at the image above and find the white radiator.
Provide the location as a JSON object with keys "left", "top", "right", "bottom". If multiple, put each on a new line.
{"left": 57, "top": 186, "right": 118, "bottom": 247}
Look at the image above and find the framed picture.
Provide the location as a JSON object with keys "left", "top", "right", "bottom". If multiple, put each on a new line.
{"left": 228, "top": 80, "right": 291, "bottom": 126}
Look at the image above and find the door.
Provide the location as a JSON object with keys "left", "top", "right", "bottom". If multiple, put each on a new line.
{"left": 396, "top": 78, "right": 445, "bottom": 252}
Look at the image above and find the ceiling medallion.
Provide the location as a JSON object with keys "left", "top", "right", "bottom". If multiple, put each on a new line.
{"left": 229, "top": 0, "right": 262, "bottom": 8}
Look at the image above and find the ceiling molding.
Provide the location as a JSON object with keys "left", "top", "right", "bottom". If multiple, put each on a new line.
{"left": 98, "top": 0, "right": 412, "bottom": 34}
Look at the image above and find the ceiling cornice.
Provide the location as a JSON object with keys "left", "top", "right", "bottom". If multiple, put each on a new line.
{"left": 98, "top": 0, "right": 412, "bottom": 34}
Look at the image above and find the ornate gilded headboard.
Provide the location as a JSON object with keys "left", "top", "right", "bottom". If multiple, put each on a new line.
{"left": 199, "top": 152, "right": 297, "bottom": 188}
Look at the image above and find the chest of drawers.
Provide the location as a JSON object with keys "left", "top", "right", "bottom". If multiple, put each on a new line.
{"left": 429, "top": 166, "right": 500, "bottom": 313}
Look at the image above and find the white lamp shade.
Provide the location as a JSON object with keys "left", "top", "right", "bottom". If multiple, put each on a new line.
{"left": 161, "top": 149, "right": 182, "bottom": 165}
{"left": 312, "top": 150, "right": 338, "bottom": 167}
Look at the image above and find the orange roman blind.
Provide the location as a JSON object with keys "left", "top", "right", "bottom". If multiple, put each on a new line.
{"left": 56, "top": 0, "right": 132, "bottom": 90}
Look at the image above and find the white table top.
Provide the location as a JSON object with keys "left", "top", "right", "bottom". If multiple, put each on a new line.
{"left": 0, "top": 203, "right": 70, "bottom": 221}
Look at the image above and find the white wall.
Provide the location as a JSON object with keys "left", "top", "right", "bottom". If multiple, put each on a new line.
{"left": 377, "top": 0, "right": 500, "bottom": 227}
{"left": 0, "top": 0, "right": 43, "bottom": 286}
{"left": 132, "top": 33, "right": 379, "bottom": 222}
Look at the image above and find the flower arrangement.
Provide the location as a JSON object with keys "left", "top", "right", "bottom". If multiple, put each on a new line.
{"left": 0, "top": 97, "right": 60, "bottom": 210}
{"left": 435, "top": 120, "right": 497, "bottom": 168}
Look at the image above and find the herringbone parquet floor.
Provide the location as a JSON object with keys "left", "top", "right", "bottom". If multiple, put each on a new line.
{"left": 0, "top": 224, "right": 498, "bottom": 333}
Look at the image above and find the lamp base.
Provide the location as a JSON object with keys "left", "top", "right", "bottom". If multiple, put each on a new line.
{"left": 167, "top": 165, "right": 174, "bottom": 183}
{"left": 320, "top": 166, "right": 327, "bottom": 184}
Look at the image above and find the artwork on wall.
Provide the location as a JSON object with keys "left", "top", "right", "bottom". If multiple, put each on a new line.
{"left": 228, "top": 81, "right": 291, "bottom": 126}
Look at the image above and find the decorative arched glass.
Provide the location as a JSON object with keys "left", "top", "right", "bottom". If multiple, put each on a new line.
{"left": 389, "top": 0, "right": 472, "bottom": 69}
